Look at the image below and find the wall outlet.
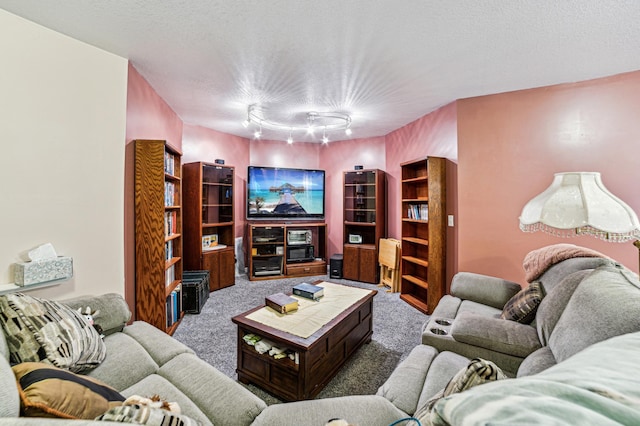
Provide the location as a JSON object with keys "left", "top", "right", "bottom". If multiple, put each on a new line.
{"left": 448, "top": 215, "right": 455, "bottom": 227}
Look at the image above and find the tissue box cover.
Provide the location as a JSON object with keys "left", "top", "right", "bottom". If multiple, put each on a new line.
{"left": 14, "top": 256, "right": 73, "bottom": 286}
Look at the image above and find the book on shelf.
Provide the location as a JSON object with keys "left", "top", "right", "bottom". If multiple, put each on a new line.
{"left": 166, "top": 285, "right": 182, "bottom": 327}
{"left": 164, "top": 151, "right": 176, "bottom": 176}
{"left": 292, "top": 283, "right": 324, "bottom": 301}
{"left": 265, "top": 293, "right": 299, "bottom": 314}
{"left": 165, "top": 240, "right": 173, "bottom": 260}
{"left": 164, "top": 181, "right": 176, "bottom": 206}
{"left": 164, "top": 211, "right": 177, "bottom": 237}
{"left": 407, "top": 203, "right": 428, "bottom": 220}
{"left": 165, "top": 264, "right": 176, "bottom": 286}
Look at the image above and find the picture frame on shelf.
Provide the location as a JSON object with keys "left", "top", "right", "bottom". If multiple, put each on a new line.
{"left": 202, "top": 234, "right": 218, "bottom": 250}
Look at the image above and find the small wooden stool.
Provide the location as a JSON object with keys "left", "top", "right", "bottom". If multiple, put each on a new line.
{"left": 378, "top": 238, "right": 401, "bottom": 292}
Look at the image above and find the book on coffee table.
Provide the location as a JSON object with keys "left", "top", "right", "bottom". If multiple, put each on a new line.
{"left": 265, "top": 293, "right": 299, "bottom": 314}
{"left": 292, "top": 283, "right": 324, "bottom": 301}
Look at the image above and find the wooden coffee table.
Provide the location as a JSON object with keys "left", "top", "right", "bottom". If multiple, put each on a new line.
{"left": 232, "top": 282, "right": 377, "bottom": 401}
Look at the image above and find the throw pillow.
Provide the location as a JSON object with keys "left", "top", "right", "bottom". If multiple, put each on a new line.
{"left": 500, "top": 281, "right": 546, "bottom": 324}
{"left": 13, "top": 362, "right": 124, "bottom": 419}
{"left": 96, "top": 404, "right": 200, "bottom": 425}
{"left": 0, "top": 293, "right": 107, "bottom": 373}
{"left": 414, "top": 358, "right": 507, "bottom": 422}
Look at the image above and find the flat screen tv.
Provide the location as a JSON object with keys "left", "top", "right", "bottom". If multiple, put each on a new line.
{"left": 247, "top": 166, "right": 325, "bottom": 219}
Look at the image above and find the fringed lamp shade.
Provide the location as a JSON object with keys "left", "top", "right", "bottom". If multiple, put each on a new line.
{"left": 519, "top": 172, "right": 640, "bottom": 242}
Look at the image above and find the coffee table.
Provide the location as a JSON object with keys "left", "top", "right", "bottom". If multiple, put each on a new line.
{"left": 232, "top": 281, "right": 377, "bottom": 401}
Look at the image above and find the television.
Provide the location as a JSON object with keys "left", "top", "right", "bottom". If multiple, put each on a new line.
{"left": 247, "top": 166, "right": 325, "bottom": 219}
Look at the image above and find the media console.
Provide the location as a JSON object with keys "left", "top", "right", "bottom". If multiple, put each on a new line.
{"left": 247, "top": 223, "right": 327, "bottom": 280}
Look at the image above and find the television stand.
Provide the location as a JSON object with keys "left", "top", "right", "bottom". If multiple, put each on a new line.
{"left": 248, "top": 223, "right": 327, "bottom": 280}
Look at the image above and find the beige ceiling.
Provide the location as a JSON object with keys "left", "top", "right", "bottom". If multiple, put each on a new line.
{"left": 2, "top": 1, "right": 640, "bottom": 143}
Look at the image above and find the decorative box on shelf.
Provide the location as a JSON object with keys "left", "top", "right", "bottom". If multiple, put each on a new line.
{"left": 14, "top": 256, "right": 73, "bottom": 286}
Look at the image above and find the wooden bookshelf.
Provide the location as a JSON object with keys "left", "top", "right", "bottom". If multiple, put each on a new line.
{"left": 134, "top": 140, "right": 183, "bottom": 334}
{"left": 342, "top": 169, "right": 386, "bottom": 283}
{"left": 183, "top": 162, "right": 235, "bottom": 291}
{"left": 400, "top": 157, "right": 447, "bottom": 314}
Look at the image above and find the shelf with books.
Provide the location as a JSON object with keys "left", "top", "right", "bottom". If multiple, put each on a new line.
{"left": 135, "top": 140, "right": 184, "bottom": 334}
{"left": 400, "top": 157, "right": 447, "bottom": 314}
{"left": 166, "top": 284, "right": 182, "bottom": 332}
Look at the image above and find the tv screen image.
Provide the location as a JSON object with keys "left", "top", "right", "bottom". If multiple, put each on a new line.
{"left": 247, "top": 166, "right": 325, "bottom": 219}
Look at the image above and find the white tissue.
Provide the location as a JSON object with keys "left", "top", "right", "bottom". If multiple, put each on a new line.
{"left": 28, "top": 243, "right": 58, "bottom": 262}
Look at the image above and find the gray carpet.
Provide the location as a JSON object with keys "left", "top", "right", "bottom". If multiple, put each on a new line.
{"left": 173, "top": 273, "right": 429, "bottom": 405}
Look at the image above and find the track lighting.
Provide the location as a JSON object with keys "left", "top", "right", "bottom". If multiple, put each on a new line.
{"left": 253, "top": 122, "right": 262, "bottom": 139}
{"left": 244, "top": 104, "right": 352, "bottom": 142}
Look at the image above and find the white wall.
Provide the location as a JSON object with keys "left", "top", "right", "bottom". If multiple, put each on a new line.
{"left": 0, "top": 10, "right": 128, "bottom": 299}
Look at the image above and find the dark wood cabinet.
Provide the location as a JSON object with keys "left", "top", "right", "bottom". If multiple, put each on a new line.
{"left": 183, "top": 162, "right": 235, "bottom": 291}
{"left": 134, "top": 140, "right": 183, "bottom": 334}
{"left": 342, "top": 244, "right": 377, "bottom": 283}
{"left": 400, "top": 157, "right": 448, "bottom": 314}
{"left": 342, "top": 169, "right": 386, "bottom": 283}
{"left": 202, "top": 248, "right": 235, "bottom": 291}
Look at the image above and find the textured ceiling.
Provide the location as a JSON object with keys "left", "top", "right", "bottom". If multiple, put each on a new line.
{"left": 2, "top": 1, "right": 640, "bottom": 142}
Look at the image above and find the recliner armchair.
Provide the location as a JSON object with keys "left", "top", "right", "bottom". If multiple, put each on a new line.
{"left": 421, "top": 256, "right": 613, "bottom": 375}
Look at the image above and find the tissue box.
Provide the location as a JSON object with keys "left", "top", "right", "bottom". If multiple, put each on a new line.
{"left": 14, "top": 256, "right": 73, "bottom": 286}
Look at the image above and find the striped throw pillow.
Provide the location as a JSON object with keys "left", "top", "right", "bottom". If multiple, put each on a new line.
{"left": 0, "top": 293, "right": 106, "bottom": 373}
{"left": 415, "top": 358, "right": 507, "bottom": 422}
{"left": 96, "top": 404, "right": 199, "bottom": 425}
{"left": 500, "top": 281, "right": 545, "bottom": 324}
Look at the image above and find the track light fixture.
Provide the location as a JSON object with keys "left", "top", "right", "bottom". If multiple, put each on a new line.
{"left": 245, "top": 104, "right": 352, "bottom": 142}
{"left": 253, "top": 122, "right": 262, "bottom": 139}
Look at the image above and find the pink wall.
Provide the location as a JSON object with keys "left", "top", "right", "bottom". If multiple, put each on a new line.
{"left": 385, "top": 103, "right": 459, "bottom": 286}
{"left": 125, "top": 62, "right": 640, "bottom": 294}
{"left": 125, "top": 64, "right": 184, "bottom": 314}
{"left": 126, "top": 64, "right": 183, "bottom": 152}
{"left": 319, "top": 137, "right": 387, "bottom": 257}
{"left": 182, "top": 124, "right": 250, "bottom": 239}
{"left": 249, "top": 139, "right": 321, "bottom": 169}
{"left": 457, "top": 70, "right": 640, "bottom": 284}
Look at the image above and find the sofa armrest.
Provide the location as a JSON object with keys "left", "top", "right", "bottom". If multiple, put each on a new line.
{"left": 451, "top": 312, "right": 542, "bottom": 358}
{"left": 450, "top": 272, "right": 522, "bottom": 309}
{"left": 61, "top": 293, "right": 131, "bottom": 336}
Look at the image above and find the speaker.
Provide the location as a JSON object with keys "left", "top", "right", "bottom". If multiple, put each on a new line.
{"left": 354, "top": 165, "right": 363, "bottom": 170}
{"left": 330, "top": 254, "right": 343, "bottom": 279}
{"left": 214, "top": 159, "right": 225, "bottom": 165}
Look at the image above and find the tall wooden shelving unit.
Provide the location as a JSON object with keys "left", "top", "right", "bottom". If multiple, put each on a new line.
{"left": 400, "top": 157, "right": 447, "bottom": 314}
{"left": 342, "top": 169, "right": 386, "bottom": 283}
{"left": 134, "top": 140, "right": 183, "bottom": 334}
{"left": 183, "top": 162, "right": 235, "bottom": 291}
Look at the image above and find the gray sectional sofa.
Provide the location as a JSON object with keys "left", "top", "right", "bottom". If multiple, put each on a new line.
{"left": 0, "top": 293, "right": 267, "bottom": 426}
{"left": 2, "top": 252, "right": 640, "bottom": 425}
